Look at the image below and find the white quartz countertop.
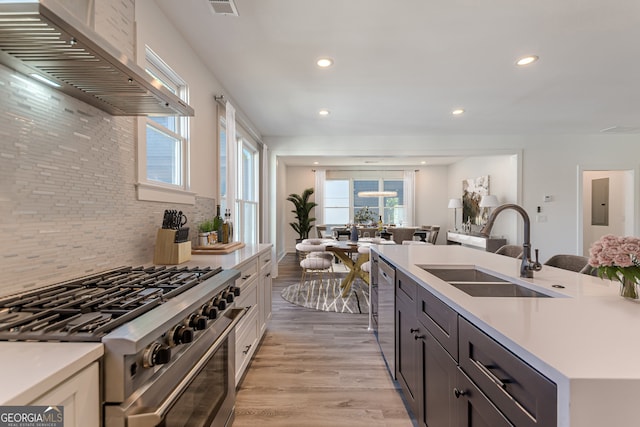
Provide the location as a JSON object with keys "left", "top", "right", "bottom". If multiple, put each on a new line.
{"left": 183, "top": 243, "right": 272, "bottom": 270}
{"left": 0, "top": 342, "right": 103, "bottom": 405}
{"left": 374, "top": 244, "right": 637, "bottom": 381}
{"left": 373, "top": 244, "right": 640, "bottom": 426}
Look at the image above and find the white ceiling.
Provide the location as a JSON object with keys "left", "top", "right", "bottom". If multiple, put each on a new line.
{"left": 156, "top": 0, "right": 640, "bottom": 166}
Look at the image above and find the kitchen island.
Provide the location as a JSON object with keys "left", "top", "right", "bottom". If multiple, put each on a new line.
{"left": 372, "top": 244, "right": 639, "bottom": 427}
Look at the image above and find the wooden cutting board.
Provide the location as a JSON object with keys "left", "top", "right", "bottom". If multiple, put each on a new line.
{"left": 191, "top": 241, "right": 245, "bottom": 255}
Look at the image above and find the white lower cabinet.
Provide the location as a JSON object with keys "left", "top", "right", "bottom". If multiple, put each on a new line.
{"left": 235, "top": 306, "right": 260, "bottom": 385}
{"left": 259, "top": 250, "right": 273, "bottom": 335}
{"left": 234, "top": 246, "right": 273, "bottom": 386}
{"left": 29, "top": 361, "right": 100, "bottom": 427}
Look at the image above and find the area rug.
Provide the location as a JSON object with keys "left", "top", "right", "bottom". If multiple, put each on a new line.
{"left": 280, "top": 275, "right": 369, "bottom": 314}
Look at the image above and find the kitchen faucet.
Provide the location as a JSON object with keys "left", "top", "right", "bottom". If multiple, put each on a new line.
{"left": 479, "top": 204, "right": 542, "bottom": 278}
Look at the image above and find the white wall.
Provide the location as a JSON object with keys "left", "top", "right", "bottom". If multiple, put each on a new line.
{"left": 414, "top": 166, "right": 449, "bottom": 244}
{"left": 281, "top": 166, "right": 316, "bottom": 254}
{"left": 448, "top": 155, "right": 519, "bottom": 244}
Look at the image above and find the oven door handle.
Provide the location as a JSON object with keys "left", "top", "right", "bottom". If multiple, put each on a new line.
{"left": 126, "top": 307, "right": 248, "bottom": 427}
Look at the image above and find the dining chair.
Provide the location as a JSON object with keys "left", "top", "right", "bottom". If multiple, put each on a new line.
{"left": 426, "top": 226, "right": 440, "bottom": 244}
{"left": 296, "top": 241, "right": 336, "bottom": 298}
{"left": 544, "top": 254, "right": 590, "bottom": 273}
{"left": 357, "top": 245, "right": 371, "bottom": 286}
{"left": 494, "top": 244, "right": 523, "bottom": 259}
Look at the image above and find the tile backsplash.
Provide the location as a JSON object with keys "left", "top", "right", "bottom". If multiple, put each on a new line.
{"left": 0, "top": 66, "right": 214, "bottom": 296}
{"left": 0, "top": 0, "right": 215, "bottom": 296}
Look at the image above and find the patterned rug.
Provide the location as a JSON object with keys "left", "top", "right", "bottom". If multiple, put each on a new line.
{"left": 280, "top": 274, "right": 369, "bottom": 314}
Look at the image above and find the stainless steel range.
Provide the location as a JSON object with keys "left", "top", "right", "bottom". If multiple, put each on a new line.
{"left": 0, "top": 265, "right": 246, "bottom": 427}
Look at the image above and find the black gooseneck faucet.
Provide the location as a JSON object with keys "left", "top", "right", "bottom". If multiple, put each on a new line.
{"left": 479, "top": 204, "right": 542, "bottom": 278}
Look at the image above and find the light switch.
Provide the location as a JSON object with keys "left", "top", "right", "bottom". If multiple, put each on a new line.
{"left": 536, "top": 215, "right": 548, "bottom": 223}
{"left": 543, "top": 195, "right": 553, "bottom": 202}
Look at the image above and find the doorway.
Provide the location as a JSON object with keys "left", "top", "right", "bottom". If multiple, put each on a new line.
{"left": 579, "top": 169, "right": 635, "bottom": 256}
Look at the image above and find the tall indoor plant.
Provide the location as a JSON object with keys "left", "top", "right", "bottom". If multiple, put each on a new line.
{"left": 287, "top": 187, "right": 317, "bottom": 241}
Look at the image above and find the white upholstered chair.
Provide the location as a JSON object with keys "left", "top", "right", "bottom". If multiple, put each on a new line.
{"left": 357, "top": 245, "right": 371, "bottom": 286}
{"left": 296, "top": 240, "right": 336, "bottom": 297}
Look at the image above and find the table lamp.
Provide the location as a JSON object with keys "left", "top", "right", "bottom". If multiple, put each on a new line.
{"left": 448, "top": 198, "right": 463, "bottom": 230}
{"left": 479, "top": 195, "right": 499, "bottom": 225}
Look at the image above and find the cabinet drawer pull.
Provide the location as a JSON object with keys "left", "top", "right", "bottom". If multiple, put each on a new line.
{"left": 473, "top": 359, "right": 507, "bottom": 389}
{"left": 414, "top": 334, "right": 425, "bottom": 340}
{"left": 453, "top": 388, "right": 466, "bottom": 398}
{"left": 410, "top": 328, "right": 419, "bottom": 333}
{"left": 243, "top": 344, "right": 252, "bottom": 354}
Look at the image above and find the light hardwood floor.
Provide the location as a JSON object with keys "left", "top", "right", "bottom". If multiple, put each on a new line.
{"left": 233, "top": 254, "right": 413, "bottom": 427}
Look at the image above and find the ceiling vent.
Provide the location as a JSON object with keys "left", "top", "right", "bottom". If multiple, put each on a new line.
{"left": 0, "top": 0, "right": 194, "bottom": 116}
{"left": 209, "top": 0, "right": 239, "bottom": 16}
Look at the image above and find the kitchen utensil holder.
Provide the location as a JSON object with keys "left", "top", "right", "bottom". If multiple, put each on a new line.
{"left": 154, "top": 229, "right": 191, "bottom": 264}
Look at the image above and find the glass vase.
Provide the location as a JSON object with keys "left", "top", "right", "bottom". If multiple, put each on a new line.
{"left": 619, "top": 277, "right": 639, "bottom": 300}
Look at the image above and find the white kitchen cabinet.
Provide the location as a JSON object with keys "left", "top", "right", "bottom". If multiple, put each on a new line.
{"left": 232, "top": 246, "right": 273, "bottom": 385}
{"left": 235, "top": 305, "right": 260, "bottom": 385}
{"left": 258, "top": 249, "right": 273, "bottom": 335}
{"left": 29, "top": 361, "right": 100, "bottom": 427}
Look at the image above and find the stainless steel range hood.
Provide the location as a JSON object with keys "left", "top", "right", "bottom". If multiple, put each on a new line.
{"left": 0, "top": 0, "right": 194, "bottom": 116}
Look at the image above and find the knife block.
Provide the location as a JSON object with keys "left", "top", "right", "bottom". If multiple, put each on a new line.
{"left": 154, "top": 229, "right": 191, "bottom": 265}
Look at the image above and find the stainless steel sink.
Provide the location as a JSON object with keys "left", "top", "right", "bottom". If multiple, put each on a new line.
{"left": 419, "top": 265, "right": 553, "bottom": 298}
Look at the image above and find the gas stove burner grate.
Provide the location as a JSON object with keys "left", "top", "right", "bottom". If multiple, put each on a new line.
{"left": 0, "top": 265, "right": 224, "bottom": 342}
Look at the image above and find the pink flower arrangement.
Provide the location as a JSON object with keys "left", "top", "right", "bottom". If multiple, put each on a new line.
{"left": 588, "top": 234, "right": 640, "bottom": 283}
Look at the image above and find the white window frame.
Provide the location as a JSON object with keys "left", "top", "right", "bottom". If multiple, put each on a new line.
{"left": 237, "top": 134, "right": 259, "bottom": 245}
{"left": 136, "top": 46, "right": 195, "bottom": 204}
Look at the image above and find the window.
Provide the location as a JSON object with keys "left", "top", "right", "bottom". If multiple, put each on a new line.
{"left": 324, "top": 180, "right": 349, "bottom": 224}
{"left": 354, "top": 179, "right": 403, "bottom": 224}
{"left": 237, "top": 138, "right": 259, "bottom": 245}
{"left": 137, "top": 47, "right": 192, "bottom": 203}
{"left": 219, "top": 119, "right": 228, "bottom": 213}
{"left": 323, "top": 175, "right": 405, "bottom": 225}
{"left": 219, "top": 115, "right": 260, "bottom": 245}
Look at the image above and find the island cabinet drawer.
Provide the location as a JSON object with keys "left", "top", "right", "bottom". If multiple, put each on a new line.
{"left": 458, "top": 317, "right": 557, "bottom": 427}
{"left": 396, "top": 269, "right": 417, "bottom": 303}
{"left": 417, "top": 285, "right": 458, "bottom": 361}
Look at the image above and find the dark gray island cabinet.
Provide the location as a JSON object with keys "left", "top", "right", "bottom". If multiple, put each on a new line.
{"left": 394, "top": 269, "right": 557, "bottom": 427}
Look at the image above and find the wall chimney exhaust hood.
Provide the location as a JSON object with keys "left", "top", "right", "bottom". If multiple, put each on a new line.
{"left": 0, "top": 0, "right": 195, "bottom": 116}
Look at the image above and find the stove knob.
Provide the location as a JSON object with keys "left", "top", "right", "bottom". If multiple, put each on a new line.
{"left": 154, "top": 346, "right": 171, "bottom": 365}
{"left": 230, "top": 286, "right": 241, "bottom": 297}
{"left": 189, "top": 314, "right": 207, "bottom": 330}
{"left": 143, "top": 343, "right": 171, "bottom": 368}
{"left": 222, "top": 291, "right": 234, "bottom": 303}
{"left": 202, "top": 303, "right": 218, "bottom": 319}
{"left": 214, "top": 298, "right": 227, "bottom": 310}
{"left": 171, "top": 324, "right": 194, "bottom": 345}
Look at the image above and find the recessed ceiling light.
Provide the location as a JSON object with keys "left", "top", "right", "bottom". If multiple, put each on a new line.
{"left": 452, "top": 109, "right": 465, "bottom": 116}
{"left": 313, "top": 161, "right": 319, "bottom": 165}
{"left": 318, "top": 109, "right": 330, "bottom": 116}
{"left": 316, "top": 58, "right": 334, "bottom": 68}
{"left": 516, "top": 55, "right": 539, "bottom": 66}
{"left": 421, "top": 161, "right": 426, "bottom": 164}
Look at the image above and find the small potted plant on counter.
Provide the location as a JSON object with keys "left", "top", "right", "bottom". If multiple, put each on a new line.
{"left": 197, "top": 219, "right": 215, "bottom": 246}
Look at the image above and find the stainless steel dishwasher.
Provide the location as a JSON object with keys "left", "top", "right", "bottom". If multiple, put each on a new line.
{"left": 376, "top": 255, "right": 396, "bottom": 378}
